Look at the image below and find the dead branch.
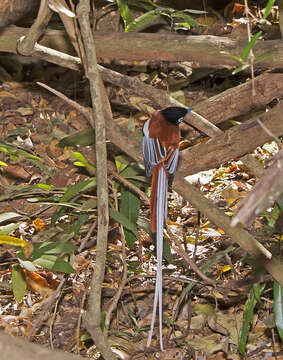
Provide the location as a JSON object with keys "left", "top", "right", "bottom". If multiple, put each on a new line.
{"left": 232, "top": 151, "right": 283, "bottom": 228}
{"left": 1, "top": 25, "right": 283, "bottom": 69}
{"left": 179, "top": 100, "right": 283, "bottom": 176}
{"left": 77, "top": 1, "right": 116, "bottom": 359}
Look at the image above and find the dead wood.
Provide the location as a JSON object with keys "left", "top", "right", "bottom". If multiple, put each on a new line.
{"left": 0, "top": 331, "right": 85, "bottom": 360}
{"left": 179, "top": 100, "right": 283, "bottom": 176}
{"left": 2, "top": 25, "right": 283, "bottom": 69}
{"left": 232, "top": 151, "right": 283, "bottom": 228}
{"left": 77, "top": 1, "right": 116, "bottom": 359}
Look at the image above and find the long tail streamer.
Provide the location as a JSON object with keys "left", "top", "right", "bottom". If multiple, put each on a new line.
{"left": 146, "top": 166, "right": 167, "bottom": 351}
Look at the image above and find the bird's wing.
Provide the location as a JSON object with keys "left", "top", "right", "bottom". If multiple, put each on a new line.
{"left": 142, "top": 119, "right": 158, "bottom": 176}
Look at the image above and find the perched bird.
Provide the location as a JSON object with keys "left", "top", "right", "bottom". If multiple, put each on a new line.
{"left": 142, "top": 106, "right": 191, "bottom": 351}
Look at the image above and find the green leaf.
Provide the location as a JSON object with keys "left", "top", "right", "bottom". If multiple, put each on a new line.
{"left": 121, "top": 184, "right": 140, "bottom": 248}
{"left": 109, "top": 208, "right": 139, "bottom": 237}
{"left": 51, "top": 177, "right": 96, "bottom": 225}
{"left": 0, "top": 222, "right": 21, "bottom": 235}
{"left": 263, "top": 0, "right": 275, "bottom": 19}
{"left": 31, "top": 241, "right": 77, "bottom": 260}
{"left": 0, "top": 161, "right": 7, "bottom": 166}
{"left": 274, "top": 281, "right": 283, "bottom": 341}
{"left": 33, "top": 254, "right": 75, "bottom": 273}
{"left": 68, "top": 213, "right": 89, "bottom": 237}
{"left": 37, "top": 183, "right": 54, "bottom": 190}
{"left": 238, "top": 283, "right": 265, "bottom": 355}
{"left": 0, "top": 142, "right": 48, "bottom": 173}
{"left": 163, "top": 237, "right": 173, "bottom": 263}
{"left": 232, "top": 63, "right": 250, "bottom": 75}
{"left": 12, "top": 264, "right": 27, "bottom": 302}
{"left": 73, "top": 151, "right": 87, "bottom": 162}
{"left": 58, "top": 128, "right": 95, "bottom": 147}
{"left": 117, "top": 0, "right": 132, "bottom": 30}
{"left": 126, "top": 10, "right": 160, "bottom": 32}
{"left": 172, "top": 12, "right": 202, "bottom": 28}
{"left": 241, "top": 31, "right": 262, "bottom": 63}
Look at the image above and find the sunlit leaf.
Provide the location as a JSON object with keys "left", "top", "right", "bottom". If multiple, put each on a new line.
{"left": 12, "top": 264, "right": 27, "bottom": 302}
{"left": 126, "top": 10, "right": 160, "bottom": 32}
{"left": 37, "top": 183, "right": 54, "bottom": 190}
{"left": 241, "top": 31, "right": 262, "bottom": 63}
{"left": 0, "top": 234, "right": 28, "bottom": 248}
{"left": 263, "top": 0, "right": 275, "bottom": 19}
{"left": 117, "top": 0, "right": 132, "bottom": 30}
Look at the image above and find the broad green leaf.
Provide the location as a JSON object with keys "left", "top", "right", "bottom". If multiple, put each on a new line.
{"left": 0, "top": 234, "right": 28, "bottom": 248}
{"left": 58, "top": 128, "right": 95, "bottom": 147}
{"left": 0, "top": 161, "right": 7, "bottom": 166}
{"left": 274, "top": 281, "right": 283, "bottom": 341}
{"left": 33, "top": 254, "right": 75, "bottom": 273}
{"left": 51, "top": 177, "right": 96, "bottom": 225}
{"left": 126, "top": 10, "right": 160, "bottom": 32}
{"left": 241, "top": 31, "right": 262, "bottom": 63}
{"left": 109, "top": 208, "right": 139, "bottom": 237}
{"left": 263, "top": 0, "right": 275, "bottom": 19}
{"left": 238, "top": 283, "right": 265, "bottom": 355}
{"left": 12, "top": 264, "right": 27, "bottom": 302}
{"left": 117, "top": 0, "right": 132, "bottom": 30}
{"left": 31, "top": 241, "right": 77, "bottom": 260}
{"left": 121, "top": 184, "right": 140, "bottom": 248}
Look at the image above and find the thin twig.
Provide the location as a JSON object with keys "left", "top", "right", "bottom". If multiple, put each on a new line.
{"left": 76, "top": 291, "right": 87, "bottom": 355}
{"left": 108, "top": 161, "right": 149, "bottom": 204}
{"left": 166, "top": 225, "right": 216, "bottom": 286}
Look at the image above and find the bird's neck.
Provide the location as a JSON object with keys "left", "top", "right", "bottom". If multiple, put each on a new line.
{"left": 148, "top": 111, "right": 180, "bottom": 146}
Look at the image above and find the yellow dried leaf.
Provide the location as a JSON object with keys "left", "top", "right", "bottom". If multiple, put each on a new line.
{"left": 0, "top": 235, "right": 28, "bottom": 248}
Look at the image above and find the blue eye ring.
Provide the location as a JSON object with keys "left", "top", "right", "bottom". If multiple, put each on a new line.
{"left": 178, "top": 108, "right": 191, "bottom": 123}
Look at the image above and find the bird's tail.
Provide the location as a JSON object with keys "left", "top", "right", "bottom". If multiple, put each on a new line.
{"left": 147, "top": 165, "right": 168, "bottom": 351}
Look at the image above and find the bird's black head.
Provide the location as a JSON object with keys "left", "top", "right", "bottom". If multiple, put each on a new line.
{"left": 160, "top": 106, "right": 191, "bottom": 126}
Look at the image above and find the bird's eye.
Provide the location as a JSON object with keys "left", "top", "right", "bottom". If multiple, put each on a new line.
{"left": 178, "top": 117, "right": 184, "bottom": 123}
